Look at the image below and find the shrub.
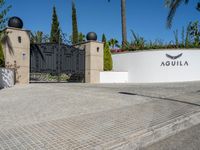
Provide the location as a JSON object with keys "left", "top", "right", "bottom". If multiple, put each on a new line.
{"left": 104, "top": 43, "right": 113, "bottom": 71}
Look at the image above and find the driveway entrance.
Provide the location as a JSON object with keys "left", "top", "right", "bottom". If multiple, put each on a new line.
{"left": 30, "top": 43, "right": 85, "bottom": 83}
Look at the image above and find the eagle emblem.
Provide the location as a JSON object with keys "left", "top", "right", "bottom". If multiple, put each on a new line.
{"left": 166, "top": 53, "right": 183, "bottom": 60}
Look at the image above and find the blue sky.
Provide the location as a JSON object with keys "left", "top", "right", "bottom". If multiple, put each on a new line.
{"left": 6, "top": 0, "right": 200, "bottom": 43}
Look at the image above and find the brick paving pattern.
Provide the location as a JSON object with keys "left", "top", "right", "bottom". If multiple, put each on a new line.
{"left": 0, "top": 83, "right": 200, "bottom": 149}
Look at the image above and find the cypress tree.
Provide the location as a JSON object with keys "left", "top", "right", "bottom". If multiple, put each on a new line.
{"left": 72, "top": 0, "right": 79, "bottom": 44}
{"left": 50, "top": 6, "right": 60, "bottom": 43}
{"left": 104, "top": 43, "right": 113, "bottom": 71}
{"left": 102, "top": 34, "right": 107, "bottom": 44}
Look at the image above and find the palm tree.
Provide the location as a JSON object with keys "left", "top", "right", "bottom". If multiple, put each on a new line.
{"left": 165, "top": 0, "right": 200, "bottom": 28}
{"left": 30, "top": 31, "right": 43, "bottom": 44}
{"left": 108, "top": 38, "right": 119, "bottom": 49}
{"left": 108, "top": 0, "right": 127, "bottom": 48}
{"left": 78, "top": 32, "right": 86, "bottom": 43}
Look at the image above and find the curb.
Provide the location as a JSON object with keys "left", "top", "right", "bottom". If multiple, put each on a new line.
{"left": 96, "top": 110, "right": 200, "bottom": 150}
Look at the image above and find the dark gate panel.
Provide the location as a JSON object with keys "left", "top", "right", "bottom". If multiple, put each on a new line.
{"left": 30, "top": 43, "right": 85, "bottom": 82}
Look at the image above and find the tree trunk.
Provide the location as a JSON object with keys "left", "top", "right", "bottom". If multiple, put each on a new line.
{"left": 121, "top": 0, "right": 127, "bottom": 48}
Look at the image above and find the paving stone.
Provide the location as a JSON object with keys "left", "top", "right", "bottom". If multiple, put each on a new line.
{"left": 0, "top": 82, "right": 200, "bottom": 149}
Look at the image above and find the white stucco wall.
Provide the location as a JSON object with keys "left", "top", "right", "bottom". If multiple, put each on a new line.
{"left": 0, "top": 68, "right": 14, "bottom": 88}
{"left": 100, "top": 72, "right": 128, "bottom": 83}
{"left": 112, "top": 49, "right": 200, "bottom": 83}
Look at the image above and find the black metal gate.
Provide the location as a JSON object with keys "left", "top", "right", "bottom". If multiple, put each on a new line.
{"left": 30, "top": 43, "right": 85, "bottom": 82}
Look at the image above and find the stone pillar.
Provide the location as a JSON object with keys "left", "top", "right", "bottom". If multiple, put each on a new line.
{"left": 2, "top": 27, "right": 30, "bottom": 84}
{"left": 76, "top": 41, "right": 104, "bottom": 83}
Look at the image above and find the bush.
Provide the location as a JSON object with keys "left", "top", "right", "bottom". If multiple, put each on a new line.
{"left": 0, "top": 43, "right": 4, "bottom": 67}
{"left": 104, "top": 43, "right": 113, "bottom": 71}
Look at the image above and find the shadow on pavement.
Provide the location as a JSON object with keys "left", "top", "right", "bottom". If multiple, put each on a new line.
{"left": 119, "top": 92, "right": 200, "bottom": 107}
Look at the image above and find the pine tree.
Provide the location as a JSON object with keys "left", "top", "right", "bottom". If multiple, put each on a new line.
{"left": 104, "top": 43, "right": 113, "bottom": 71}
{"left": 72, "top": 0, "right": 79, "bottom": 44}
{"left": 50, "top": 6, "right": 60, "bottom": 43}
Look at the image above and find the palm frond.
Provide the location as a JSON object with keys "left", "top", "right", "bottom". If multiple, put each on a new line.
{"left": 197, "top": 2, "right": 200, "bottom": 11}
{"left": 166, "top": 0, "right": 183, "bottom": 28}
{"left": 166, "top": 0, "right": 189, "bottom": 28}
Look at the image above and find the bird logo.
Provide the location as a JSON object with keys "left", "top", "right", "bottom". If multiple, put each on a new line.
{"left": 166, "top": 53, "right": 183, "bottom": 60}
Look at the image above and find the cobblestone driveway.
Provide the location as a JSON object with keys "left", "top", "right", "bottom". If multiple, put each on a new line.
{"left": 1, "top": 82, "right": 200, "bottom": 149}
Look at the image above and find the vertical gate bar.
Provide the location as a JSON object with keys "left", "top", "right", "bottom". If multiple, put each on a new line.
{"left": 84, "top": 47, "right": 86, "bottom": 83}
{"left": 58, "top": 39, "right": 61, "bottom": 82}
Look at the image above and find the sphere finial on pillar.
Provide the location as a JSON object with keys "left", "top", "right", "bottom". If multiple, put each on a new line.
{"left": 8, "top": 16, "right": 23, "bottom": 29}
{"left": 86, "top": 32, "right": 97, "bottom": 41}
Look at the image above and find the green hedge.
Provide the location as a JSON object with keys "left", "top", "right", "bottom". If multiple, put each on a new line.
{"left": 104, "top": 43, "right": 113, "bottom": 71}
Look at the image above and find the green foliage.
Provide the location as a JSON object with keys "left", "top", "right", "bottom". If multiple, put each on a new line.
{"left": 78, "top": 32, "right": 85, "bottom": 43}
{"left": 197, "top": 2, "right": 200, "bottom": 11}
{"left": 31, "top": 31, "right": 43, "bottom": 44}
{"left": 188, "top": 21, "right": 200, "bottom": 47}
{"left": 181, "top": 26, "right": 185, "bottom": 46}
{"left": 0, "top": 0, "right": 11, "bottom": 30}
{"left": 104, "top": 21, "right": 200, "bottom": 53}
{"left": 0, "top": 42, "right": 4, "bottom": 67}
{"left": 165, "top": 0, "right": 190, "bottom": 28}
{"left": 108, "top": 38, "right": 119, "bottom": 49}
{"left": 164, "top": 0, "right": 200, "bottom": 28}
{"left": 126, "top": 30, "right": 146, "bottom": 50}
{"left": 50, "top": 6, "right": 60, "bottom": 43}
{"left": 72, "top": 0, "right": 79, "bottom": 44}
{"left": 185, "top": 23, "right": 190, "bottom": 48}
{"left": 144, "top": 39, "right": 165, "bottom": 50}
{"left": 122, "top": 22, "right": 200, "bottom": 52}
{"left": 173, "top": 29, "right": 179, "bottom": 47}
{"left": 0, "top": 0, "right": 11, "bottom": 67}
{"left": 31, "top": 31, "right": 50, "bottom": 44}
{"left": 102, "top": 34, "right": 107, "bottom": 44}
{"left": 178, "top": 21, "right": 200, "bottom": 48}
{"left": 104, "top": 43, "right": 113, "bottom": 71}
{"left": 31, "top": 73, "right": 70, "bottom": 82}
{"left": 69, "top": 32, "right": 85, "bottom": 44}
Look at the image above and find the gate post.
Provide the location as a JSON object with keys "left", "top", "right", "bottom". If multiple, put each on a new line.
{"left": 2, "top": 17, "right": 30, "bottom": 85}
{"left": 75, "top": 32, "right": 104, "bottom": 83}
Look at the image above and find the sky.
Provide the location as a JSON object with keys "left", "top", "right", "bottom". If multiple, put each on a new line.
{"left": 5, "top": 0, "right": 200, "bottom": 44}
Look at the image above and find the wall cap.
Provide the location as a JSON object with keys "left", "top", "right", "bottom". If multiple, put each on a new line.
{"left": 113, "top": 49, "right": 200, "bottom": 55}
{"left": 3, "top": 27, "right": 30, "bottom": 32}
{"left": 73, "top": 41, "right": 103, "bottom": 46}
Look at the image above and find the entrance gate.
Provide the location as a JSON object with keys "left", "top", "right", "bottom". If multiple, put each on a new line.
{"left": 30, "top": 43, "right": 85, "bottom": 82}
